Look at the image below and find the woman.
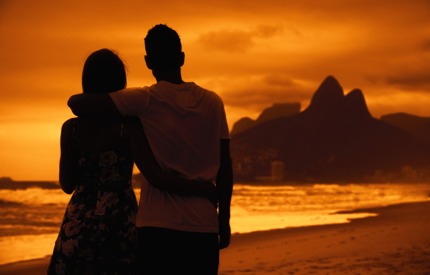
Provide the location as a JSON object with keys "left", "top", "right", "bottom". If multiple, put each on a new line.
{"left": 48, "top": 49, "right": 215, "bottom": 274}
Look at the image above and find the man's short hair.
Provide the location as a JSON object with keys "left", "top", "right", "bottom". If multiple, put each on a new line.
{"left": 144, "top": 24, "right": 182, "bottom": 70}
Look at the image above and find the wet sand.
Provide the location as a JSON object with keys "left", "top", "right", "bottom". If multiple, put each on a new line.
{"left": 1, "top": 201, "right": 430, "bottom": 274}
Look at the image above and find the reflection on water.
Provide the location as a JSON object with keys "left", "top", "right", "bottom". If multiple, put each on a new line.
{"left": 0, "top": 234, "right": 57, "bottom": 266}
{"left": 0, "top": 182, "right": 429, "bottom": 265}
{"left": 231, "top": 183, "right": 430, "bottom": 232}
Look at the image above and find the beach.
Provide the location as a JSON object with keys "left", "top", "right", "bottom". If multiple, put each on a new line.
{"left": 0, "top": 201, "right": 429, "bottom": 274}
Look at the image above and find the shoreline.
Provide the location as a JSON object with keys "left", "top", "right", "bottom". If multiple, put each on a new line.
{"left": 1, "top": 201, "right": 430, "bottom": 274}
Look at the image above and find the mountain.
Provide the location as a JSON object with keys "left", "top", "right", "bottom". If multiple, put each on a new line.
{"left": 231, "top": 102, "right": 301, "bottom": 135}
{"left": 231, "top": 76, "right": 430, "bottom": 182}
{"left": 380, "top": 113, "right": 430, "bottom": 142}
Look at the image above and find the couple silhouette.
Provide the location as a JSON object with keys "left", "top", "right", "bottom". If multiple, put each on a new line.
{"left": 48, "top": 24, "right": 233, "bottom": 275}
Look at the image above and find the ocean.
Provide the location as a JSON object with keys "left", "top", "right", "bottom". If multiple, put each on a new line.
{"left": 0, "top": 182, "right": 429, "bottom": 265}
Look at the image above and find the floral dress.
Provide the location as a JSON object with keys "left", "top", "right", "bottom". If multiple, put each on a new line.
{"left": 48, "top": 128, "right": 138, "bottom": 275}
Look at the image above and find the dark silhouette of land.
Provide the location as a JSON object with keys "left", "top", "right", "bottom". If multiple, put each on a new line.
{"left": 0, "top": 177, "right": 59, "bottom": 190}
{"left": 231, "top": 102, "right": 301, "bottom": 135}
{"left": 381, "top": 113, "right": 430, "bottom": 143}
{"left": 231, "top": 76, "right": 430, "bottom": 183}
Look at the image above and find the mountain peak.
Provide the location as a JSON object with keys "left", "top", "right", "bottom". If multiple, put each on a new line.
{"left": 343, "top": 89, "right": 372, "bottom": 120}
{"left": 307, "top": 75, "right": 344, "bottom": 111}
{"left": 322, "top": 75, "right": 341, "bottom": 88}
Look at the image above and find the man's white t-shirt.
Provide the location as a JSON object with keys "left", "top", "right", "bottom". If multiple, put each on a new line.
{"left": 110, "top": 81, "right": 230, "bottom": 233}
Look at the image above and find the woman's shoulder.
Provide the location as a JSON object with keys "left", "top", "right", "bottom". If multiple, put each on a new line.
{"left": 62, "top": 118, "right": 75, "bottom": 127}
{"left": 61, "top": 118, "right": 76, "bottom": 134}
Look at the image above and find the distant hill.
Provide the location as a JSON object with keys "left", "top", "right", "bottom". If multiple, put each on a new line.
{"left": 0, "top": 177, "right": 59, "bottom": 190}
{"left": 231, "top": 102, "right": 301, "bottom": 135}
{"left": 231, "top": 76, "right": 430, "bottom": 183}
{"left": 380, "top": 113, "right": 430, "bottom": 142}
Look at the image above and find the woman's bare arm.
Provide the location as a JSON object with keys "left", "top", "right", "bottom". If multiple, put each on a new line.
{"left": 59, "top": 119, "right": 80, "bottom": 194}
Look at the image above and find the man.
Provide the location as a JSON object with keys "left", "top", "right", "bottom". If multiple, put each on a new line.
{"left": 68, "top": 24, "right": 233, "bottom": 274}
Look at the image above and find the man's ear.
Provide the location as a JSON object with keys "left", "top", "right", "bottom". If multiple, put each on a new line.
{"left": 144, "top": 55, "right": 153, "bottom": 69}
{"left": 179, "top": 52, "right": 185, "bottom": 67}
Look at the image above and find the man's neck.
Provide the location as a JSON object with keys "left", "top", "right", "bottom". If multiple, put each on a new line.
{"left": 153, "top": 69, "right": 184, "bottom": 84}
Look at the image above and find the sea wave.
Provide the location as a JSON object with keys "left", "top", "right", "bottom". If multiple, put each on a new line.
{"left": 0, "top": 199, "right": 24, "bottom": 207}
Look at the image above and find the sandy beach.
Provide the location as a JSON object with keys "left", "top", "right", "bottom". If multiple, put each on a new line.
{"left": 1, "top": 201, "right": 429, "bottom": 275}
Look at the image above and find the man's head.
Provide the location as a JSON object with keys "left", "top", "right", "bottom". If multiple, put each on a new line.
{"left": 144, "top": 24, "right": 184, "bottom": 71}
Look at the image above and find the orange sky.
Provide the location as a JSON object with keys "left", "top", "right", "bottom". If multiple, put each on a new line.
{"left": 1, "top": 0, "right": 430, "bottom": 181}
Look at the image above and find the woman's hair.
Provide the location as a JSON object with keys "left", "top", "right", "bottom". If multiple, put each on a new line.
{"left": 82, "top": 48, "right": 126, "bottom": 94}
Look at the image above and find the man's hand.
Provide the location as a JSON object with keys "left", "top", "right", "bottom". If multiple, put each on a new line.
{"left": 216, "top": 138, "right": 233, "bottom": 250}
{"left": 218, "top": 218, "right": 231, "bottom": 249}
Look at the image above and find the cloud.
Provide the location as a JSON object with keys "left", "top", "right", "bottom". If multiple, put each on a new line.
{"left": 421, "top": 40, "right": 430, "bottom": 52}
{"left": 262, "top": 74, "right": 298, "bottom": 88}
{"left": 224, "top": 87, "right": 305, "bottom": 109}
{"left": 364, "top": 42, "right": 430, "bottom": 93}
{"left": 196, "top": 24, "right": 284, "bottom": 53}
{"left": 222, "top": 74, "right": 311, "bottom": 110}
{"left": 198, "top": 29, "right": 254, "bottom": 53}
{"left": 385, "top": 72, "right": 430, "bottom": 91}
{"left": 254, "top": 24, "right": 284, "bottom": 38}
